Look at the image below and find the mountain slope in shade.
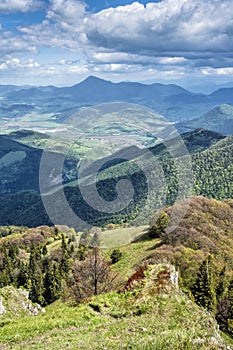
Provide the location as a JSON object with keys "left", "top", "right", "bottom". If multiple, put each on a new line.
{"left": 149, "top": 128, "right": 226, "bottom": 157}
{"left": 177, "top": 104, "right": 233, "bottom": 135}
{"left": 210, "top": 87, "right": 233, "bottom": 104}
{"left": 0, "top": 135, "right": 78, "bottom": 195}
{"left": 209, "top": 134, "right": 233, "bottom": 150}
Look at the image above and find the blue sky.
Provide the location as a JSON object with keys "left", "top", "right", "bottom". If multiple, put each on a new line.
{"left": 0, "top": 0, "right": 232, "bottom": 91}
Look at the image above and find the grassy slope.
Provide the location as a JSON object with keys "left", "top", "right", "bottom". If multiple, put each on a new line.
{"left": 0, "top": 197, "right": 233, "bottom": 348}
{"left": 0, "top": 265, "right": 230, "bottom": 350}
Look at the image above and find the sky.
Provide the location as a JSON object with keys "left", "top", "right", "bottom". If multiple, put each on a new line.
{"left": 0, "top": 0, "right": 232, "bottom": 92}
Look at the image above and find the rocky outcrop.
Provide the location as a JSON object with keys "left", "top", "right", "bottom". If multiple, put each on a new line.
{"left": 0, "top": 286, "right": 45, "bottom": 318}
{"left": 0, "top": 296, "right": 5, "bottom": 315}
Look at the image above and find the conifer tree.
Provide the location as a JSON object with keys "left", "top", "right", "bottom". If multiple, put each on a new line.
{"left": 28, "top": 245, "right": 44, "bottom": 304}
{"left": 0, "top": 270, "right": 10, "bottom": 288}
{"left": 59, "top": 234, "right": 70, "bottom": 277}
{"left": 227, "top": 279, "right": 233, "bottom": 319}
{"left": 3, "top": 254, "right": 13, "bottom": 284}
{"left": 191, "top": 255, "right": 216, "bottom": 312}
{"left": 43, "top": 262, "right": 61, "bottom": 305}
{"left": 148, "top": 211, "right": 169, "bottom": 238}
{"left": 216, "top": 266, "right": 227, "bottom": 301}
{"left": 217, "top": 279, "right": 233, "bottom": 334}
{"left": 29, "top": 264, "right": 45, "bottom": 305}
{"left": 61, "top": 234, "right": 68, "bottom": 254}
{"left": 42, "top": 244, "right": 48, "bottom": 256}
{"left": 29, "top": 245, "right": 42, "bottom": 275}
{"left": 110, "top": 248, "right": 122, "bottom": 264}
{"left": 17, "top": 262, "right": 29, "bottom": 288}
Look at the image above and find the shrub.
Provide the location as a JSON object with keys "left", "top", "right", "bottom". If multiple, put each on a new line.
{"left": 148, "top": 211, "right": 169, "bottom": 238}
{"left": 110, "top": 249, "right": 122, "bottom": 264}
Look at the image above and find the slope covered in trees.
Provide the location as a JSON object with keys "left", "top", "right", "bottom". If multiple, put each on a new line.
{"left": 178, "top": 104, "right": 233, "bottom": 135}
{"left": 0, "top": 129, "right": 231, "bottom": 228}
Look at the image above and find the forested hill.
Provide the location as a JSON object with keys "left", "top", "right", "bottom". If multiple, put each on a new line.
{"left": 177, "top": 104, "right": 233, "bottom": 135}
{"left": 0, "top": 129, "right": 231, "bottom": 228}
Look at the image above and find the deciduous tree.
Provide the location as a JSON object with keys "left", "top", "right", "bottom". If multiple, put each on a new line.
{"left": 71, "top": 248, "right": 117, "bottom": 302}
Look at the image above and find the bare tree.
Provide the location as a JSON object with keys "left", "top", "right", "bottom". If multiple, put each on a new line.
{"left": 71, "top": 248, "right": 117, "bottom": 302}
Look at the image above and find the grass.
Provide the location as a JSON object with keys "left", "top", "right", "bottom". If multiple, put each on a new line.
{"left": 1, "top": 196, "right": 233, "bottom": 349}
{"left": 106, "top": 235, "right": 160, "bottom": 278}
{"left": 0, "top": 266, "right": 229, "bottom": 350}
{"left": 100, "top": 225, "right": 148, "bottom": 249}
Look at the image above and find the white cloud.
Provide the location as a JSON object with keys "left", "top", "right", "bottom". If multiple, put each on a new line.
{"left": 0, "top": 0, "right": 233, "bottom": 87}
{"left": 46, "top": 0, "right": 88, "bottom": 43}
{"left": 86, "top": 0, "right": 233, "bottom": 56}
{"left": 202, "top": 67, "right": 233, "bottom": 76}
{"left": 92, "top": 52, "right": 133, "bottom": 63}
{"left": 0, "top": 0, "right": 44, "bottom": 13}
{"left": 0, "top": 57, "right": 40, "bottom": 70}
{"left": 158, "top": 57, "right": 187, "bottom": 64}
{"left": 68, "top": 65, "right": 88, "bottom": 73}
{"left": 0, "top": 32, "right": 37, "bottom": 55}
{"left": 16, "top": 0, "right": 233, "bottom": 59}
{"left": 47, "top": 0, "right": 86, "bottom": 23}
{"left": 93, "top": 63, "right": 131, "bottom": 72}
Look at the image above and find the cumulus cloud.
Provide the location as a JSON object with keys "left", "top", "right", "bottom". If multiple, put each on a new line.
{"left": 0, "top": 58, "right": 40, "bottom": 70}
{"left": 1, "top": 0, "right": 233, "bottom": 85}
{"left": 0, "top": 0, "right": 44, "bottom": 13}
{"left": 46, "top": 0, "right": 87, "bottom": 26}
{"left": 202, "top": 67, "right": 233, "bottom": 76}
{"left": 158, "top": 57, "right": 187, "bottom": 64}
{"left": 18, "top": 0, "right": 89, "bottom": 51}
{"left": 0, "top": 32, "right": 37, "bottom": 56}
{"left": 17, "top": 0, "right": 233, "bottom": 58}
{"left": 86, "top": 0, "right": 233, "bottom": 56}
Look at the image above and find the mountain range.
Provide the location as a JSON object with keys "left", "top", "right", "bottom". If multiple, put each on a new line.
{"left": 1, "top": 75, "right": 233, "bottom": 122}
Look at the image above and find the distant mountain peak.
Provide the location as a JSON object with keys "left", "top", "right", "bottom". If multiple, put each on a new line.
{"left": 205, "top": 104, "right": 233, "bottom": 117}
{"left": 70, "top": 75, "right": 115, "bottom": 90}
{"left": 83, "top": 75, "right": 100, "bottom": 81}
{"left": 177, "top": 104, "right": 233, "bottom": 135}
{"left": 80, "top": 75, "right": 110, "bottom": 84}
{"left": 216, "top": 104, "right": 233, "bottom": 112}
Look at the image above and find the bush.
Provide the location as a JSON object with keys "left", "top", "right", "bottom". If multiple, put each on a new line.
{"left": 110, "top": 249, "right": 122, "bottom": 264}
{"left": 148, "top": 211, "right": 169, "bottom": 238}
